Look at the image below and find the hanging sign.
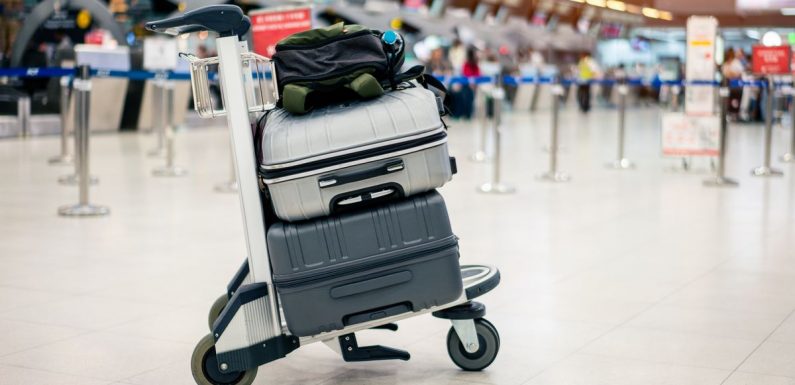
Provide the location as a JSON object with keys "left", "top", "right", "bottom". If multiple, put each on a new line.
{"left": 752, "top": 45, "right": 791, "bottom": 75}
{"left": 250, "top": 6, "right": 313, "bottom": 58}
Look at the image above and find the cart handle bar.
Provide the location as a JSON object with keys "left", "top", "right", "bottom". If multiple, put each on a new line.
{"left": 145, "top": 5, "right": 250, "bottom": 39}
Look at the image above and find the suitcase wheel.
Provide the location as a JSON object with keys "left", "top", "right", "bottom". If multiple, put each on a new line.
{"left": 191, "top": 334, "right": 258, "bottom": 385}
{"left": 207, "top": 294, "right": 229, "bottom": 330}
{"left": 446, "top": 318, "right": 500, "bottom": 371}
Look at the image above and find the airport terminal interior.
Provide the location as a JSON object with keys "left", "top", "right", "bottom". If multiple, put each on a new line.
{"left": 3, "top": 0, "right": 795, "bottom": 384}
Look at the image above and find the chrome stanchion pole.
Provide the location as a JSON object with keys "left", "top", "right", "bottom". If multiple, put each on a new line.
{"left": 59, "top": 65, "right": 109, "bottom": 217}
{"left": 478, "top": 76, "right": 514, "bottom": 194}
{"left": 704, "top": 84, "right": 738, "bottom": 187}
{"left": 780, "top": 86, "right": 795, "bottom": 163}
{"left": 215, "top": 151, "right": 239, "bottom": 192}
{"left": 752, "top": 77, "right": 783, "bottom": 177}
{"left": 49, "top": 76, "right": 74, "bottom": 165}
{"left": 670, "top": 84, "right": 681, "bottom": 112}
{"left": 607, "top": 80, "right": 633, "bottom": 169}
{"left": 147, "top": 78, "right": 167, "bottom": 157}
{"left": 153, "top": 80, "right": 187, "bottom": 177}
{"left": 471, "top": 81, "right": 489, "bottom": 162}
{"left": 538, "top": 79, "right": 570, "bottom": 182}
{"left": 17, "top": 94, "right": 30, "bottom": 138}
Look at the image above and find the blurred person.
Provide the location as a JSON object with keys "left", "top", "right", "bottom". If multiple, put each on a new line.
{"left": 721, "top": 48, "right": 744, "bottom": 119}
{"left": 576, "top": 53, "right": 597, "bottom": 113}
{"left": 425, "top": 47, "right": 452, "bottom": 77}
{"left": 449, "top": 46, "right": 479, "bottom": 119}
{"left": 449, "top": 39, "right": 466, "bottom": 74}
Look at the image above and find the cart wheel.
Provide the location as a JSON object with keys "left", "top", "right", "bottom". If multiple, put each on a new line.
{"left": 191, "top": 334, "right": 257, "bottom": 385}
{"left": 446, "top": 318, "right": 500, "bottom": 371}
{"left": 208, "top": 294, "right": 229, "bottom": 330}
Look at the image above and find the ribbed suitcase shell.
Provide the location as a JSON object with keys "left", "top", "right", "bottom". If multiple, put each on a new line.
{"left": 260, "top": 86, "right": 453, "bottom": 222}
{"left": 267, "top": 191, "right": 463, "bottom": 337}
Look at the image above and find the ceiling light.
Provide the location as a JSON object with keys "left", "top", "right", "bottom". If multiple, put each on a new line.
{"left": 642, "top": 7, "right": 660, "bottom": 18}
{"left": 782, "top": 8, "right": 795, "bottom": 15}
{"left": 606, "top": 0, "right": 626, "bottom": 11}
{"left": 762, "top": 30, "right": 782, "bottom": 46}
{"left": 659, "top": 11, "right": 673, "bottom": 20}
{"left": 745, "top": 30, "right": 761, "bottom": 39}
{"left": 625, "top": 4, "right": 641, "bottom": 14}
{"left": 586, "top": 0, "right": 606, "bottom": 7}
{"left": 570, "top": 0, "right": 585, "bottom": 3}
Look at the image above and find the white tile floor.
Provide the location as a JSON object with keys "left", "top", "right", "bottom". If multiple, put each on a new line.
{"left": 1, "top": 104, "right": 795, "bottom": 385}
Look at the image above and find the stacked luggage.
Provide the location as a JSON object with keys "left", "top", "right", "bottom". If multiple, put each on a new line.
{"left": 260, "top": 23, "right": 464, "bottom": 337}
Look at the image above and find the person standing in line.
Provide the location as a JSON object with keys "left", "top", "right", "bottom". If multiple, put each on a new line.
{"left": 577, "top": 53, "right": 597, "bottom": 113}
{"left": 721, "top": 48, "right": 745, "bottom": 121}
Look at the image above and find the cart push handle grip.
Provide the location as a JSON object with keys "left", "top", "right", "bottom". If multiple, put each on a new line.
{"left": 145, "top": 5, "right": 251, "bottom": 39}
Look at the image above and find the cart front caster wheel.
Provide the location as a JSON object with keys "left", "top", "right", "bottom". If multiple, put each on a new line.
{"left": 191, "top": 334, "right": 257, "bottom": 385}
{"left": 208, "top": 294, "right": 229, "bottom": 330}
{"left": 446, "top": 318, "right": 500, "bottom": 371}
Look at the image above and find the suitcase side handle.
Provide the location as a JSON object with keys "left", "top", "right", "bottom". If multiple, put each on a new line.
{"left": 318, "top": 160, "right": 404, "bottom": 188}
{"left": 329, "top": 183, "right": 405, "bottom": 214}
{"left": 330, "top": 271, "right": 413, "bottom": 299}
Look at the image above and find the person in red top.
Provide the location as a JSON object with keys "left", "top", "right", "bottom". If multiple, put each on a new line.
{"left": 462, "top": 47, "right": 480, "bottom": 78}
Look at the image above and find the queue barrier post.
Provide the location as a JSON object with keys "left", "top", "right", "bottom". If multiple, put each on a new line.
{"left": 215, "top": 151, "right": 239, "bottom": 193}
{"left": 58, "top": 65, "right": 109, "bottom": 217}
{"left": 48, "top": 76, "right": 74, "bottom": 165}
{"left": 752, "top": 77, "right": 783, "bottom": 177}
{"left": 704, "top": 85, "right": 739, "bottom": 187}
{"left": 152, "top": 81, "right": 188, "bottom": 177}
{"left": 147, "top": 77, "right": 167, "bottom": 158}
{"left": 538, "top": 79, "right": 570, "bottom": 182}
{"left": 471, "top": 79, "right": 489, "bottom": 162}
{"left": 780, "top": 86, "right": 795, "bottom": 163}
{"left": 478, "top": 76, "right": 515, "bottom": 194}
{"left": 607, "top": 80, "right": 634, "bottom": 169}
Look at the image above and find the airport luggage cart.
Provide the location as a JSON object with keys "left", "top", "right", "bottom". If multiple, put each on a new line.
{"left": 146, "top": 5, "right": 501, "bottom": 385}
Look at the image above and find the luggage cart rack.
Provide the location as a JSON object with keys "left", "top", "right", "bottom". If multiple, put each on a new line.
{"left": 146, "top": 6, "right": 502, "bottom": 385}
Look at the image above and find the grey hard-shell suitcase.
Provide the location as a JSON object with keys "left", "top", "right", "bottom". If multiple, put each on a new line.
{"left": 259, "top": 86, "right": 455, "bottom": 222}
{"left": 266, "top": 190, "right": 463, "bottom": 337}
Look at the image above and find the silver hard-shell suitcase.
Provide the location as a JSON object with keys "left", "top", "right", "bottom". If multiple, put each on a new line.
{"left": 259, "top": 86, "right": 455, "bottom": 222}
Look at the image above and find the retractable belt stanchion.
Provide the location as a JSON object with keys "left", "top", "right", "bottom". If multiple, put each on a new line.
{"left": 780, "top": 86, "right": 795, "bottom": 163}
{"left": 670, "top": 84, "right": 681, "bottom": 112}
{"left": 538, "top": 79, "right": 570, "bottom": 182}
{"left": 752, "top": 77, "right": 784, "bottom": 177}
{"left": 48, "top": 76, "right": 74, "bottom": 165}
{"left": 152, "top": 81, "right": 187, "bottom": 177}
{"left": 58, "top": 65, "right": 109, "bottom": 217}
{"left": 704, "top": 83, "right": 738, "bottom": 187}
{"left": 215, "top": 152, "right": 239, "bottom": 192}
{"left": 147, "top": 78, "right": 167, "bottom": 157}
{"left": 471, "top": 82, "right": 489, "bottom": 162}
{"left": 17, "top": 94, "right": 30, "bottom": 138}
{"left": 607, "top": 80, "right": 633, "bottom": 169}
{"left": 478, "top": 76, "right": 515, "bottom": 194}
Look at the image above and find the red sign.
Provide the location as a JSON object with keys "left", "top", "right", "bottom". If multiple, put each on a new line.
{"left": 250, "top": 7, "right": 312, "bottom": 58}
{"left": 752, "top": 45, "right": 792, "bottom": 75}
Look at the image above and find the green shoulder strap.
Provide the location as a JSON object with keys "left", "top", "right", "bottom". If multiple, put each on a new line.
{"left": 282, "top": 83, "right": 312, "bottom": 114}
{"left": 345, "top": 73, "right": 384, "bottom": 100}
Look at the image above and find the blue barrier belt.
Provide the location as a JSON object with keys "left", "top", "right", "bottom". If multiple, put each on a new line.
{"left": 0, "top": 67, "right": 788, "bottom": 89}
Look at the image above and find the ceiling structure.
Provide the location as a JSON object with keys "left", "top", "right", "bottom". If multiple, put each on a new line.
{"left": 447, "top": 0, "right": 795, "bottom": 29}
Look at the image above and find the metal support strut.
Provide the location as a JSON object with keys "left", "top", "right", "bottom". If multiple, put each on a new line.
{"left": 704, "top": 85, "right": 738, "bottom": 187}
{"left": 780, "top": 86, "right": 795, "bottom": 163}
{"left": 58, "top": 65, "right": 109, "bottom": 217}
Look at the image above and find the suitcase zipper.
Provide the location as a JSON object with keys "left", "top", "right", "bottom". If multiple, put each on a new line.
{"left": 260, "top": 130, "right": 448, "bottom": 180}
{"left": 273, "top": 236, "right": 459, "bottom": 289}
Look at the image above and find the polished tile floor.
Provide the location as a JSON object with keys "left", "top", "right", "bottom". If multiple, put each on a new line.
{"left": 1, "top": 105, "right": 795, "bottom": 385}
